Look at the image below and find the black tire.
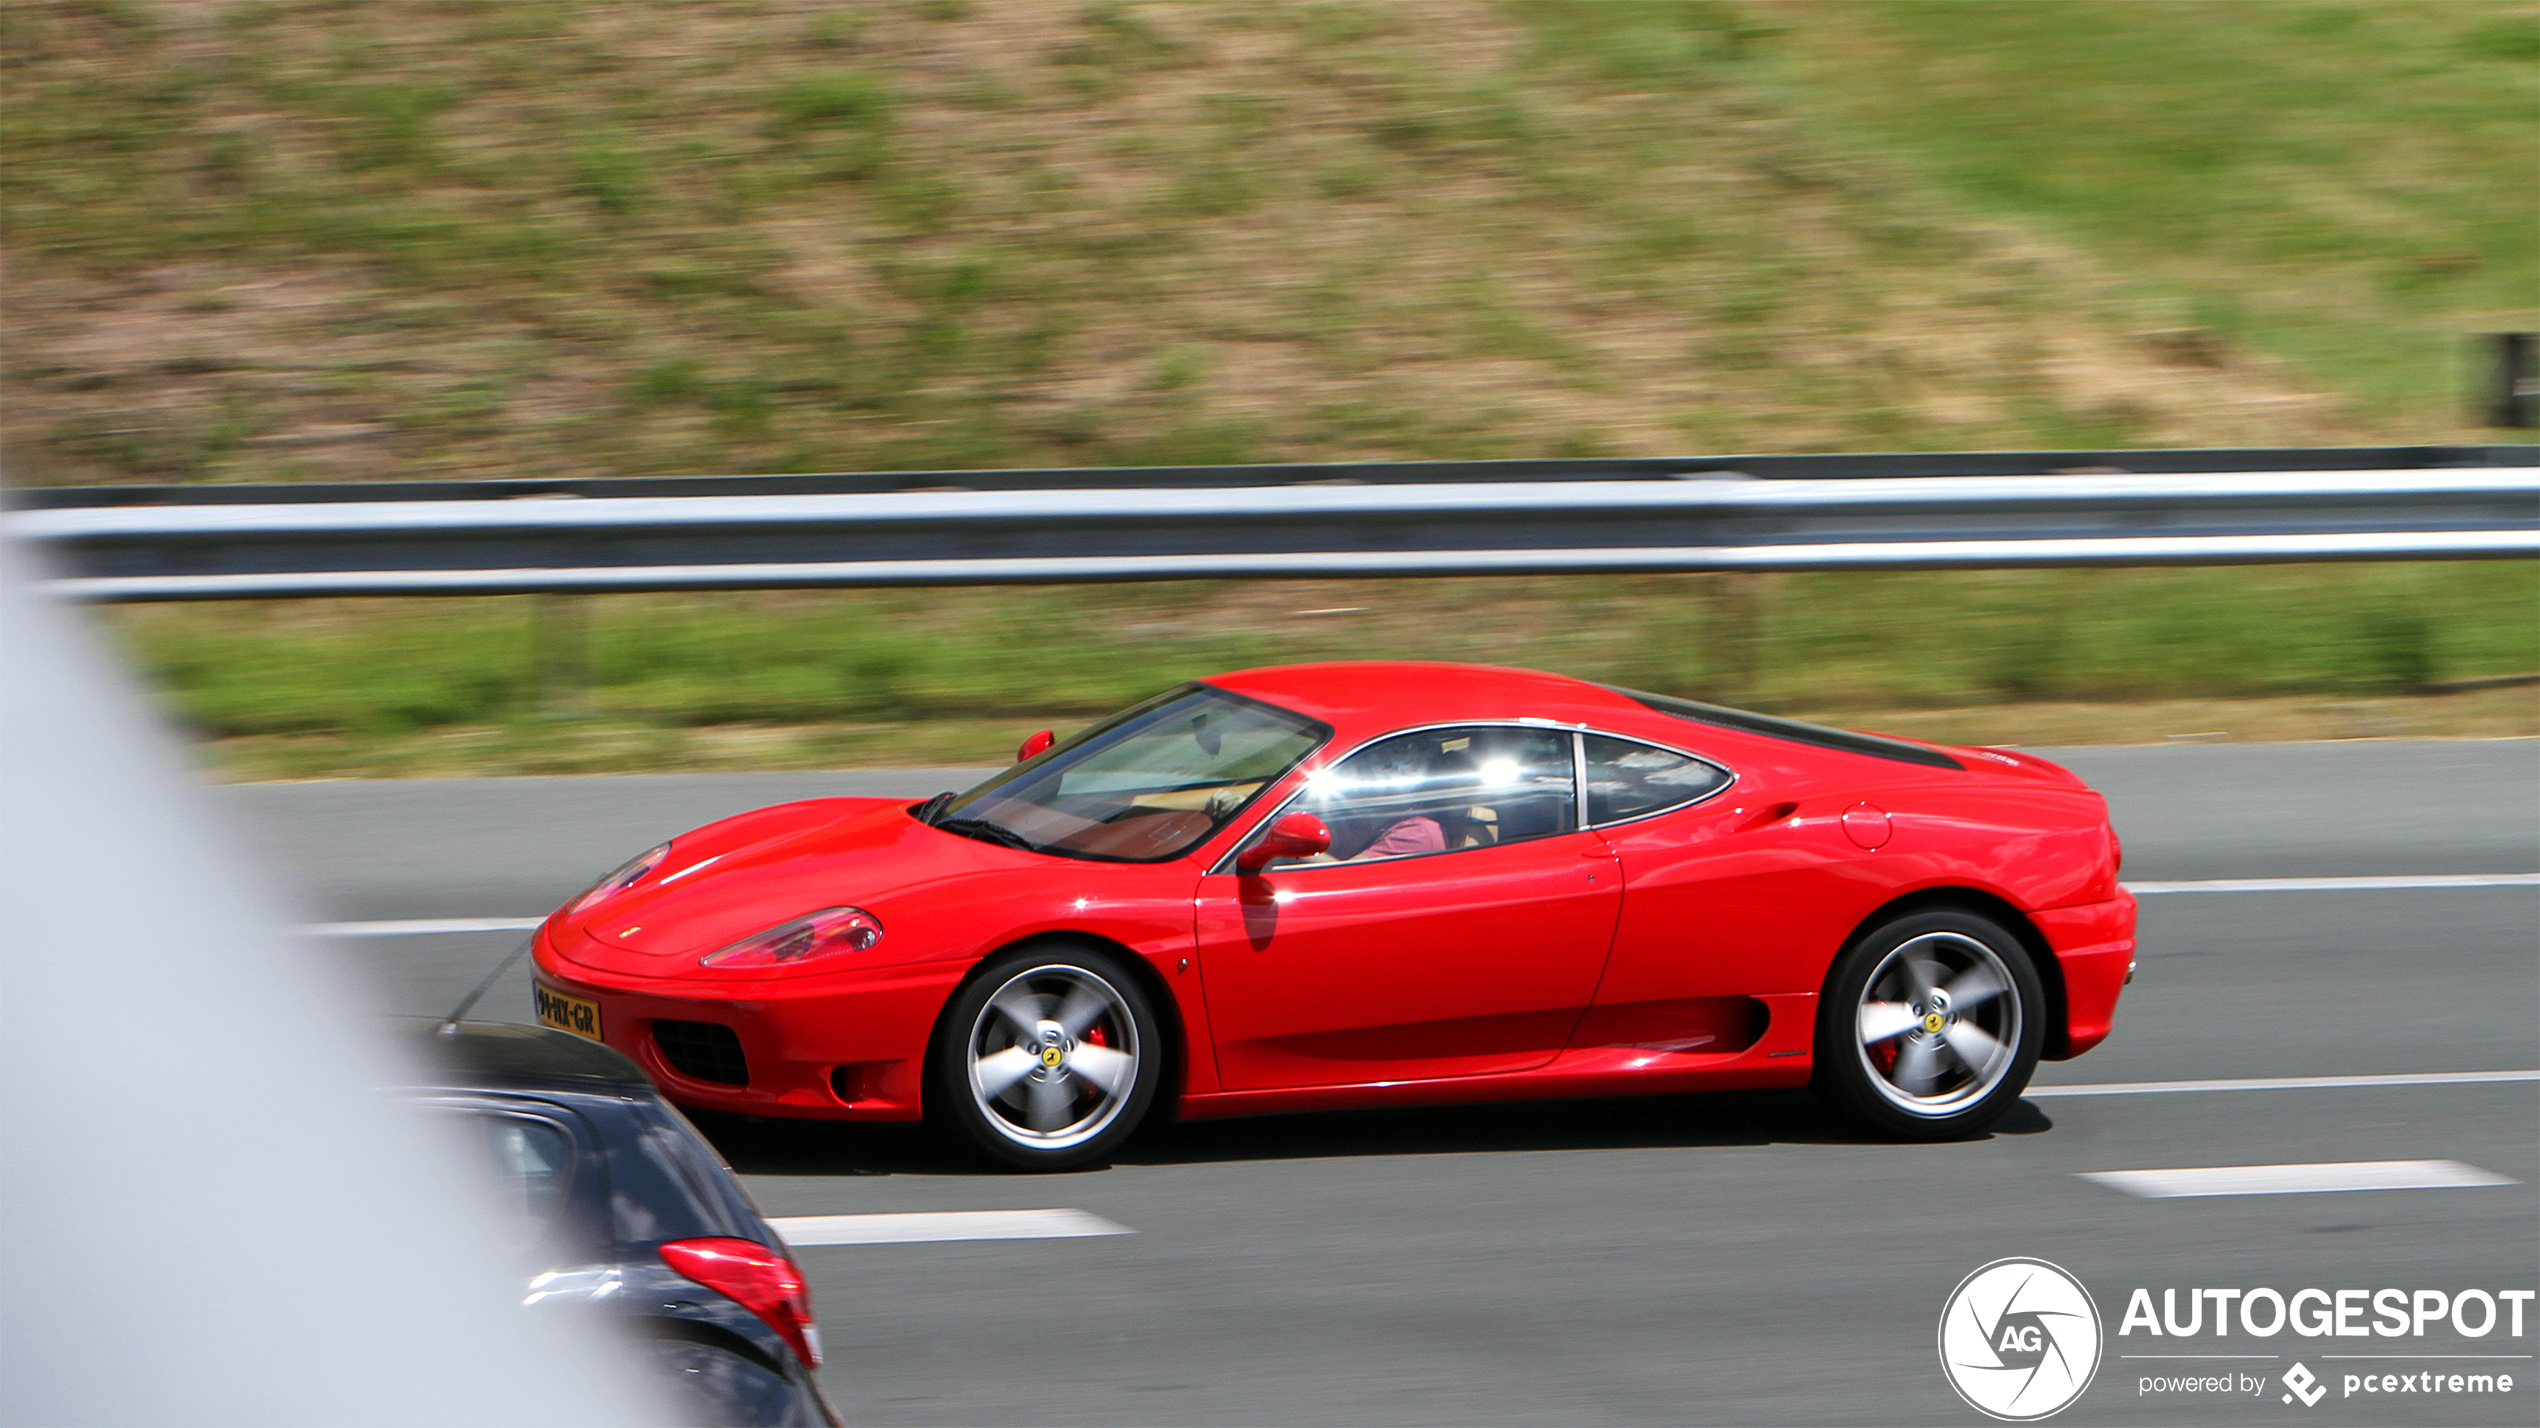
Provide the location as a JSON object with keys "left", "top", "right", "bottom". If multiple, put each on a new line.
{"left": 930, "top": 942, "right": 1164, "bottom": 1171}
{"left": 1813, "top": 909, "right": 2044, "bottom": 1140}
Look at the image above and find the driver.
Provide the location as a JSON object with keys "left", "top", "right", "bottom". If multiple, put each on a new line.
{"left": 1315, "top": 736, "right": 1456, "bottom": 861}
{"left": 1351, "top": 812, "right": 1444, "bottom": 860}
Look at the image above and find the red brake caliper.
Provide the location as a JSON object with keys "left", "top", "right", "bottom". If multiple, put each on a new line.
{"left": 1081, "top": 1023, "right": 1109, "bottom": 1100}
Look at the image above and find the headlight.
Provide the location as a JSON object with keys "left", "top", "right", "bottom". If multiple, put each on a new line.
{"left": 700, "top": 907, "right": 884, "bottom": 969}
{"left": 565, "top": 842, "right": 670, "bottom": 917}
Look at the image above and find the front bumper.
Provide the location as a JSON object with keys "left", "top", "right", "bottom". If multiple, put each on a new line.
{"left": 2033, "top": 890, "right": 2136, "bottom": 1060}
{"left": 534, "top": 933, "right": 966, "bottom": 1120}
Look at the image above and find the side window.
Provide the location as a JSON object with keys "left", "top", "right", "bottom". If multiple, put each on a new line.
{"left": 1583, "top": 734, "right": 1730, "bottom": 824}
{"left": 448, "top": 1110, "right": 576, "bottom": 1249}
{"left": 1279, "top": 725, "right": 1577, "bottom": 866}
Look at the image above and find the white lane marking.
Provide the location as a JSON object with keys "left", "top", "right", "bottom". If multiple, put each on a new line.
{"left": 769, "top": 1209, "right": 1132, "bottom": 1247}
{"left": 293, "top": 874, "right": 2540, "bottom": 937}
{"left": 2031, "top": 1068, "right": 2540, "bottom": 1097}
{"left": 2125, "top": 873, "right": 2540, "bottom": 894}
{"left": 2079, "top": 1159, "right": 2518, "bottom": 1199}
{"left": 298, "top": 917, "right": 543, "bottom": 937}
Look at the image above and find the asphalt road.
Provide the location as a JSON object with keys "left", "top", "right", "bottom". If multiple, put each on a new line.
{"left": 217, "top": 741, "right": 2540, "bottom": 1426}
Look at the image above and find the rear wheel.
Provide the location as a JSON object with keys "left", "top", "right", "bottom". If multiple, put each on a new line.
{"left": 1813, "top": 910, "right": 2043, "bottom": 1140}
{"left": 931, "top": 944, "right": 1162, "bottom": 1171}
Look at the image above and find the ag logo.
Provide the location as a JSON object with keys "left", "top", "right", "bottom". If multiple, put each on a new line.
{"left": 1938, "top": 1258, "right": 2103, "bottom": 1421}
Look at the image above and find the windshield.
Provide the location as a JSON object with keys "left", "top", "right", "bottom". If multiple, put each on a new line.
{"left": 933, "top": 684, "right": 1329, "bottom": 862}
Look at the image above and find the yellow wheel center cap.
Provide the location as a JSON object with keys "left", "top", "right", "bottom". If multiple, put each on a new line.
{"left": 1922, "top": 1012, "right": 1948, "bottom": 1035}
{"left": 1040, "top": 1043, "right": 1066, "bottom": 1069}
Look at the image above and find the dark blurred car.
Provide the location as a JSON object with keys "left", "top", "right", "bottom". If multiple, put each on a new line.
{"left": 400, "top": 1020, "right": 839, "bottom": 1427}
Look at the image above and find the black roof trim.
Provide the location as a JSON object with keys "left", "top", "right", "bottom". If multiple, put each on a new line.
{"left": 400, "top": 1019, "right": 654, "bottom": 1090}
{"left": 1609, "top": 687, "right": 1965, "bottom": 771}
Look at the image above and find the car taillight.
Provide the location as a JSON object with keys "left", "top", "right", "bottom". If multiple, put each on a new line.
{"left": 566, "top": 842, "right": 670, "bottom": 917}
{"left": 659, "top": 1237, "right": 822, "bottom": 1368}
{"left": 699, "top": 906, "right": 883, "bottom": 969}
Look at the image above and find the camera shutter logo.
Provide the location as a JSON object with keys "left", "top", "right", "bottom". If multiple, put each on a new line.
{"left": 1938, "top": 1258, "right": 2104, "bottom": 1420}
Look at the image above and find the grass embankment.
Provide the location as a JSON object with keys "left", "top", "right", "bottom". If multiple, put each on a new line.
{"left": 9, "top": 0, "right": 2531, "bottom": 483}
{"left": 116, "top": 563, "right": 2539, "bottom": 780}
{"left": 10, "top": 1, "right": 2536, "bottom": 776}
{"left": 1766, "top": 0, "right": 2540, "bottom": 426}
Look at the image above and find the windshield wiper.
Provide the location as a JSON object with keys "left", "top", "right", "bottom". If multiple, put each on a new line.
{"left": 933, "top": 816, "right": 1040, "bottom": 853}
{"left": 914, "top": 791, "right": 956, "bottom": 825}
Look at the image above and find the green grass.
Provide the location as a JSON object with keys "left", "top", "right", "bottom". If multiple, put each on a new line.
{"left": 1765, "top": 0, "right": 2540, "bottom": 423}
{"left": 114, "top": 564, "right": 2539, "bottom": 747}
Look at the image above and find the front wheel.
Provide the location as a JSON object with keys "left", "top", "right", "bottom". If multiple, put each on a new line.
{"left": 1813, "top": 910, "right": 2044, "bottom": 1140}
{"left": 931, "top": 944, "right": 1163, "bottom": 1171}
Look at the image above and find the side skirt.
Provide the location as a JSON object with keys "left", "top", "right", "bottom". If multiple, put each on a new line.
{"left": 1175, "top": 992, "right": 1817, "bottom": 1121}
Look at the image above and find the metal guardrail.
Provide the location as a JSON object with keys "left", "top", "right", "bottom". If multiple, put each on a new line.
{"left": 8, "top": 447, "right": 2534, "bottom": 601}
{"left": 8, "top": 445, "right": 2517, "bottom": 505}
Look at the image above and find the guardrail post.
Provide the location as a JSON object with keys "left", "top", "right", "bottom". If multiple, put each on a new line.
{"left": 532, "top": 594, "right": 587, "bottom": 715}
{"left": 1703, "top": 573, "right": 1768, "bottom": 703}
{"left": 2483, "top": 333, "right": 2536, "bottom": 428}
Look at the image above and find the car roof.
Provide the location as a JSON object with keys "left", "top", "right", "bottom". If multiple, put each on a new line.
{"left": 1202, "top": 661, "right": 1647, "bottom": 730}
{"left": 1201, "top": 660, "right": 1971, "bottom": 773}
{"left": 397, "top": 1018, "right": 655, "bottom": 1094}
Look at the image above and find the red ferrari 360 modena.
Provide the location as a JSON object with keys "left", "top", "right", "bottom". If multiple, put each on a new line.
{"left": 531, "top": 662, "right": 2134, "bottom": 1170}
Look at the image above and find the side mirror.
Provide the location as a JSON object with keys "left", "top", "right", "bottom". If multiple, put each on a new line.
{"left": 1236, "top": 811, "right": 1331, "bottom": 874}
{"left": 1016, "top": 729, "right": 1055, "bottom": 762}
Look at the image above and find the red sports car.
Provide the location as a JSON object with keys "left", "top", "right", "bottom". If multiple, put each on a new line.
{"left": 531, "top": 662, "right": 2134, "bottom": 1170}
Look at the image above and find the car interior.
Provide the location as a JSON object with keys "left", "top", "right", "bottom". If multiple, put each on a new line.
{"left": 1289, "top": 726, "right": 1579, "bottom": 864}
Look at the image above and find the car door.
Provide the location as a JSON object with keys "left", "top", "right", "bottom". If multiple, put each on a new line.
{"left": 1582, "top": 732, "right": 1868, "bottom": 1021}
{"left": 1192, "top": 724, "right": 1621, "bottom": 1090}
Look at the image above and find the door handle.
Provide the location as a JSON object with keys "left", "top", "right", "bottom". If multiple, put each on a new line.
{"left": 1733, "top": 801, "right": 1798, "bottom": 833}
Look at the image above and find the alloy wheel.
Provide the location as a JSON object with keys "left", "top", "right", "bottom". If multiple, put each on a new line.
{"left": 964, "top": 963, "right": 1142, "bottom": 1152}
{"left": 1852, "top": 931, "right": 2022, "bottom": 1117}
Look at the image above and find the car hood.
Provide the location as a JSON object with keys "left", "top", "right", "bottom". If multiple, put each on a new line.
{"left": 554, "top": 796, "right": 1037, "bottom": 972}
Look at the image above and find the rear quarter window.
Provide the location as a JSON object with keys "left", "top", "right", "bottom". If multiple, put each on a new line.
{"left": 1583, "top": 734, "right": 1732, "bottom": 824}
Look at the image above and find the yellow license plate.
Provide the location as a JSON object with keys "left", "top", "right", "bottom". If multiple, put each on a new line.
{"left": 535, "top": 983, "right": 603, "bottom": 1043}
